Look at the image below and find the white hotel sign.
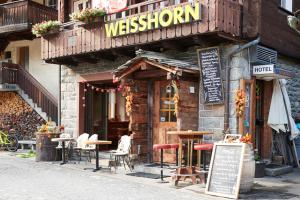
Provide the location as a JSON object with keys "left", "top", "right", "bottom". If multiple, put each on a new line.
{"left": 253, "top": 64, "right": 274, "bottom": 75}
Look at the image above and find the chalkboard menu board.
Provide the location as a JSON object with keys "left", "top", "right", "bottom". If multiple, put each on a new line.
{"left": 197, "top": 47, "right": 224, "bottom": 104}
{"left": 205, "top": 143, "right": 245, "bottom": 199}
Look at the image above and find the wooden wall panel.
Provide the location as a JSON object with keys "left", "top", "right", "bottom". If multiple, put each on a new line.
{"left": 42, "top": 0, "right": 242, "bottom": 60}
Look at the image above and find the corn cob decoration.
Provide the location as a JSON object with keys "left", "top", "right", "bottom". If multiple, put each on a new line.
{"left": 172, "top": 80, "right": 179, "bottom": 117}
{"left": 235, "top": 89, "right": 246, "bottom": 117}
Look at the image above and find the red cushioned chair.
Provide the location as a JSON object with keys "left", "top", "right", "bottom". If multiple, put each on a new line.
{"left": 169, "top": 143, "right": 179, "bottom": 166}
{"left": 194, "top": 143, "right": 214, "bottom": 183}
{"left": 153, "top": 144, "right": 171, "bottom": 183}
{"left": 194, "top": 143, "right": 214, "bottom": 170}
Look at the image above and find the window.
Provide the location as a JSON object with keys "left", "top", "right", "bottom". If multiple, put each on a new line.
{"left": 281, "top": 0, "right": 293, "bottom": 12}
{"left": 160, "top": 84, "right": 177, "bottom": 122}
{"left": 74, "top": 0, "right": 90, "bottom": 12}
{"left": 4, "top": 51, "right": 11, "bottom": 59}
{"left": 47, "top": 0, "right": 57, "bottom": 9}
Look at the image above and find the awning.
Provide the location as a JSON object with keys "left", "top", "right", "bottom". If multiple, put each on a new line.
{"left": 267, "top": 79, "right": 300, "bottom": 140}
{"left": 113, "top": 49, "right": 199, "bottom": 80}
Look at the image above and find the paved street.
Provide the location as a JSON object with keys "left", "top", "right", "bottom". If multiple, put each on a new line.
{"left": 0, "top": 151, "right": 223, "bottom": 200}
{"left": 1, "top": 151, "right": 300, "bottom": 200}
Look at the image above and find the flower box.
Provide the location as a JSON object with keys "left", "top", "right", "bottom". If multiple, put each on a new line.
{"left": 32, "top": 20, "right": 62, "bottom": 38}
{"left": 70, "top": 8, "right": 106, "bottom": 28}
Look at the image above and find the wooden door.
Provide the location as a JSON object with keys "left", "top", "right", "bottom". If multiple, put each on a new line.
{"left": 18, "top": 46, "right": 29, "bottom": 71}
{"left": 153, "top": 81, "right": 178, "bottom": 163}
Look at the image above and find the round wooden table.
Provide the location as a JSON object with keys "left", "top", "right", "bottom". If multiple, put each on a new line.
{"left": 51, "top": 137, "right": 75, "bottom": 165}
{"left": 85, "top": 140, "right": 112, "bottom": 172}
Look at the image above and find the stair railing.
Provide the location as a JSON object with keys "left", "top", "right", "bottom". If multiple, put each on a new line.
{"left": 0, "top": 62, "right": 58, "bottom": 123}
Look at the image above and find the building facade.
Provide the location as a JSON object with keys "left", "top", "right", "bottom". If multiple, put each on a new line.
{"left": 41, "top": 0, "right": 300, "bottom": 163}
{"left": 0, "top": 0, "right": 59, "bottom": 135}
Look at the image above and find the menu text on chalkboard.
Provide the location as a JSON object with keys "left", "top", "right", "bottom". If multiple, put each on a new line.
{"left": 197, "top": 47, "right": 224, "bottom": 104}
{"left": 205, "top": 143, "right": 245, "bottom": 199}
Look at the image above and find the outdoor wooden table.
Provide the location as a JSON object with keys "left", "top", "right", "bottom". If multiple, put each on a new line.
{"left": 167, "top": 131, "right": 212, "bottom": 167}
{"left": 51, "top": 137, "right": 75, "bottom": 165}
{"left": 84, "top": 140, "right": 112, "bottom": 172}
{"left": 167, "top": 131, "right": 213, "bottom": 185}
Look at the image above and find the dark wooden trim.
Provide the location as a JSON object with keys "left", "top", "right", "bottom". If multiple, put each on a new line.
{"left": 42, "top": 0, "right": 242, "bottom": 61}
{"left": 77, "top": 71, "right": 114, "bottom": 82}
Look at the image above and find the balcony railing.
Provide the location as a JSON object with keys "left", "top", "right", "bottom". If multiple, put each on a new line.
{"left": 41, "top": 0, "right": 242, "bottom": 61}
{"left": 0, "top": 62, "right": 58, "bottom": 123}
{"left": 0, "top": 0, "right": 58, "bottom": 34}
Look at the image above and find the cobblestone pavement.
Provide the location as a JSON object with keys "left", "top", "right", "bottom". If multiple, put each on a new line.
{"left": 1, "top": 151, "right": 300, "bottom": 200}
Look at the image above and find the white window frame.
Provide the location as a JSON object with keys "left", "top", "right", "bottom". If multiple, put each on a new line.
{"left": 281, "top": 0, "right": 293, "bottom": 12}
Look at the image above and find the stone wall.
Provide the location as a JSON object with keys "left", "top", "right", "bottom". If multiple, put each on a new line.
{"left": 60, "top": 56, "right": 130, "bottom": 136}
{"left": 278, "top": 56, "right": 300, "bottom": 117}
{"left": 163, "top": 45, "right": 250, "bottom": 141}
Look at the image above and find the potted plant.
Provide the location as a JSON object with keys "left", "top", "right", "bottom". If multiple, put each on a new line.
{"left": 254, "top": 149, "right": 265, "bottom": 178}
{"left": 70, "top": 8, "right": 106, "bottom": 25}
{"left": 32, "top": 20, "right": 62, "bottom": 37}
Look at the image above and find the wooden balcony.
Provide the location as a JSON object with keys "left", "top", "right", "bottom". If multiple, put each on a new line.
{"left": 42, "top": 0, "right": 242, "bottom": 62}
{"left": 0, "top": 0, "right": 57, "bottom": 35}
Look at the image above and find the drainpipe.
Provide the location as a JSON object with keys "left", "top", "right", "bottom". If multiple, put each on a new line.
{"left": 223, "top": 38, "right": 260, "bottom": 133}
{"left": 58, "top": 64, "right": 61, "bottom": 126}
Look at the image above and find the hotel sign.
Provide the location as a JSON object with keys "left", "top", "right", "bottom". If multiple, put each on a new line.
{"left": 105, "top": 2, "right": 202, "bottom": 37}
{"left": 252, "top": 64, "right": 295, "bottom": 79}
{"left": 252, "top": 64, "right": 274, "bottom": 75}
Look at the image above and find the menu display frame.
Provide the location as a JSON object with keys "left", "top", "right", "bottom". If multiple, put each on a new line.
{"left": 205, "top": 143, "right": 246, "bottom": 199}
{"left": 197, "top": 47, "right": 224, "bottom": 105}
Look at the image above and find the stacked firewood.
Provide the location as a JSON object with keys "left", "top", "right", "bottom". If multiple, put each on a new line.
{"left": 0, "top": 92, "right": 45, "bottom": 139}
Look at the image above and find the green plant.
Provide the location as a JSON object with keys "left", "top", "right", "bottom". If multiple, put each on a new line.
{"left": 32, "top": 20, "right": 61, "bottom": 37}
{"left": 16, "top": 150, "right": 36, "bottom": 158}
{"left": 254, "top": 153, "right": 260, "bottom": 161}
{"left": 70, "top": 8, "right": 106, "bottom": 23}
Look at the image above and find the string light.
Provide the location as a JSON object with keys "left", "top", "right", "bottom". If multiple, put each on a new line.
{"left": 81, "top": 82, "right": 119, "bottom": 108}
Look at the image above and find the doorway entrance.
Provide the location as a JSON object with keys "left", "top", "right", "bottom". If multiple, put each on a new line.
{"left": 153, "top": 81, "right": 178, "bottom": 162}
{"left": 84, "top": 82, "right": 129, "bottom": 149}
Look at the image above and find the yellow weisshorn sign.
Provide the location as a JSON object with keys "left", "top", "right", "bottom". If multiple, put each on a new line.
{"left": 105, "top": 2, "right": 202, "bottom": 37}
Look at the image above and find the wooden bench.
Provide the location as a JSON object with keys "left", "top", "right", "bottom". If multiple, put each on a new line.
{"left": 18, "top": 140, "right": 36, "bottom": 150}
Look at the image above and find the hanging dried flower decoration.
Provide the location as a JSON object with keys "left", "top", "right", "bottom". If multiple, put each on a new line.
{"left": 118, "top": 80, "right": 135, "bottom": 117}
{"left": 171, "top": 80, "right": 179, "bottom": 117}
{"left": 235, "top": 89, "right": 246, "bottom": 117}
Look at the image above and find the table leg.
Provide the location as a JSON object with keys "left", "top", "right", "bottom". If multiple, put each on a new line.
{"left": 186, "top": 139, "right": 191, "bottom": 166}
{"left": 190, "top": 140, "right": 194, "bottom": 167}
{"left": 179, "top": 139, "right": 183, "bottom": 167}
{"left": 60, "top": 141, "right": 66, "bottom": 165}
{"left": 93, "top": 144, "right": 101, "bottom": 172}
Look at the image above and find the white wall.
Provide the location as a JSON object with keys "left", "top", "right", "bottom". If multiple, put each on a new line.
{"left": 4, "top": 39, "right": 59, "bottom": 100}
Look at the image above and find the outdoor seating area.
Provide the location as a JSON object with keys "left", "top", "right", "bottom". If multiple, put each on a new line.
{"left": 49, "top": 132, "right": 133, "bottom": 172}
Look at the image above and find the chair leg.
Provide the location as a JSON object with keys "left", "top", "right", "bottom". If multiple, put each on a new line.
{"left": 175, "top": 148, "right": 178, "bottom": 166}
{"left": 160, "top": 149, "right": 164, "bottom": 181}
{"left": 122, "top": 156, "right": 126, "bottom": 170}
{"left": 79, "top": 151, "right": 81, "bottom": 162}
{"left": 114, "top": 156, "right": 118, "bottom": 172}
